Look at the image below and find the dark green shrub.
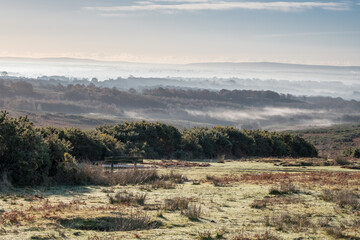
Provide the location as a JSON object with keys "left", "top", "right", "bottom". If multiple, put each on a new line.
{"left": 0, "top": 111, "right": 50, "bottom": 185}
{"left": 40, "top": 127, "right": 124, "bottom": 162}
{"left": 343, "top": 147, "right": 360, "bottom": 158}
{"left": 98, "top": 121, "right": 181, "bottom": 159}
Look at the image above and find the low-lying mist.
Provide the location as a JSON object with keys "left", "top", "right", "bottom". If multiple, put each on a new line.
{"left": 1, "top": 58, "right": 359, "bottom": 100}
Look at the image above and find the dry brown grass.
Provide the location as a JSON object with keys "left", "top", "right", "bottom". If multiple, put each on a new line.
{"left": 181, "top": 204, "right": 202, "bottom": 221}
{"left": 160, "top": 171, "right": 188, "bottom": 184}
{"left": 0, "top": 210, "right": 35, "bottom": 225}
{"left": 55, "top": 162, "right": 160, "bottom": 186}
{"left": 163, "top": 197, "right": 192, "bottom": 211}
{"left": 269, "top": 183, "right": 299, "bottom": 195}
{"left": 0, "top": 198, "right": 91, "bottom": 226}
{"left": 27, "top": 199, "right": 86, "bottom": 212}
{"left": 60, "top": 212, "right": 162, "bottom": 231}
{"left": 205, "top": 174, "right": 241, "bottom": 187}
{"left": 265, "top": 213, "right": 312, "bottom": 232}
{"left": 197, "top": 230, "right": 213, "bottom": 240}
{"left": 56, "top": 163, "right": 189, "bottom": 187}
{"left": 320, "top": 189, "right": 360, "bottom": 210}
{"left": 206, "top": 172, "right": 360, "bottom": 187}
{"left": 232, "top": 230, "right": 282, "bottom": 240}
{"left": 2, "top": 160, "right": 360, "bottom": 239}
{"left": 250, "top": 196, "right": 304, "bottom": 209}
{"left": 151, "top": 180, "right": 176, "bottom": 189}
{"left": 109, "top": 191, "right": 147, "bottom": 205}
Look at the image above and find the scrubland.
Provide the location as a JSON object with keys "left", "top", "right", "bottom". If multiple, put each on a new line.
{"left": 1, "top": 159, "right": 360, "bottom": 240}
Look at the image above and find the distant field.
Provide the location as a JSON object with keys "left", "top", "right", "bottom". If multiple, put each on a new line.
{"left": 293, "top": 124, "right": 360, "bottom": 158}
{"left": 1, "top": 159, "right": 360, "bottom": 240}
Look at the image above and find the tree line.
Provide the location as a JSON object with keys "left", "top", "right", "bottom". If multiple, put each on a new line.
{"left": 0, "top": 111, "right": 317, "bottom": 186}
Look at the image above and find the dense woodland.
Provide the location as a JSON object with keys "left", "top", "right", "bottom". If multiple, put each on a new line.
{"left": 0, "top": 111, "right": 317, "bottom": 186}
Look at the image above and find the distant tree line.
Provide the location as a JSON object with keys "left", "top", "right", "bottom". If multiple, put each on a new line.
{"left": 0, "top": 112, "right": 317, "bottom": 186}
{"left": 2, "top": 79, "right": 360, "bottom": 131}
{"left": 2, "top": 79, "right": 359, "bottom": 115}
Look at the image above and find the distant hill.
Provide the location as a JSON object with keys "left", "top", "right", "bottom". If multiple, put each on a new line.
{"left": 1, "top": 77, "right": 359, "bottom": 130}
{"left": 188, "top": 61, "right": 360, "bottom": 70}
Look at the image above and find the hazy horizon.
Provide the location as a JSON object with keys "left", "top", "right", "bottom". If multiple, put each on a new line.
{"left": 2, "top": 56, "right": 360, "bottom": 67}
{"left": 1, "top": 0, "right": 359, "bottom": 65}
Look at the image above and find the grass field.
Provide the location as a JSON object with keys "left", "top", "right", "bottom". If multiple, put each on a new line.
{"left": 1, "top": 159, "right": 360, "bottom": 240}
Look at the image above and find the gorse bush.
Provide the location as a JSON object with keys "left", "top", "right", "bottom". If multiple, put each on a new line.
{"left": 98, "top": 121, "right": 181, "bottom": 159}
{"left": 0, "top": 112, "right": 318, "bottom": 186}
{"left": 0, "top": 111, "right": 50, "bottom": 186}
{"left": 39, "top": 127, "right": 124, "bottom": 162}
{"left": 343, "top": 147, "right": 360, "bottom": 158}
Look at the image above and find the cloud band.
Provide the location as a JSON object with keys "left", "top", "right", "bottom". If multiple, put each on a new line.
{"left": 84, "top": 1, "right": 350, "bottom": 14}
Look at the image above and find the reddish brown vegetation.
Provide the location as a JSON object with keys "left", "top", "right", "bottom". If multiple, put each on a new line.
{"left": 0, "top": 198, "right": 118, "bottom": 226}
{"left": 205, "top": 172, "right": 360, "bottom": 187}
{"left": 30, "top": 199, "right": 85, "bottom": 210}
{"left": 0, "top": 210, "right": 35, "bottom": 225}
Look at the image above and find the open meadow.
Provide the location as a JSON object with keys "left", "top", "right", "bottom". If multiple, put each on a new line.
{"left": 1, "top": 159, "right": 360, "bottom": 240}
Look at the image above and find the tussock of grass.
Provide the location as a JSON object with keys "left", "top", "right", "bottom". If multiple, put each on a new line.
{"left": 320, "top": 189, "right": 360, "bottom": 210}
{"left": 265, "top": 213, "right": 312, "bottom": 232}
{"left": 334, "top": 157, "right": 352, "bottom": 166}
{"left": 269, "top": 183, "right": 299, "bottom": 195}
{"left": 60, "top": 213, "right": 162, "bottom": 231}
{"left": 250, "top": 195, "right": 304, "bottom": 209}
{"left": 181, "top": 204, "right": 202, "bottom": 221}
{"left": 109, "top": 191, "right": 147, "bottom": 205}
{"left": 198, "top": 230, "right": 213, "bottom": 240}
{"left": 232, "top": 230, "right": 281, "bottom": 240}
{"left": 151, "top": 180, "right": 176, "bottom": 189}
{"left": 160, "top": 171, "right": 188, "bottom": 184}
{"left": 163, "top": 197, "right": 191, "bottom": 211}
{"left": 197, "top": 227, "right": 228, "bottom": 240}
{"left": 206, "top": 174, "right": 239, "bottom": 187}
{"left": 250, "top": 199, "right": 267, "bottom": 209}
{"left": 55, "top": 164, "right": 190, "bottom": 187}
{"left": 55, "top": 163, "right": 160, "bottom": 186}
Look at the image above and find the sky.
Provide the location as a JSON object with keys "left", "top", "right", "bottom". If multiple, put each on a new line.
{"left": 0, "top": 0, "right": 359, "bottom": 65}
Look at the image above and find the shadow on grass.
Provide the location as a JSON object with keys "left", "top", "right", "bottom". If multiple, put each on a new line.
{"left": 0, "top": 185, "right": 98, "bottom": 198}
{"left": 60, "top": 214, "right": 162, "bottom": 232}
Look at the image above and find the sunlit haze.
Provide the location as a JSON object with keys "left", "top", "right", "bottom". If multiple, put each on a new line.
{"left": 1, "top": 0, "right": 359, "bottom": 65}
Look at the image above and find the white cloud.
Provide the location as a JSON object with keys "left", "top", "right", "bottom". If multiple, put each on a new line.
{"left": 146, "top": 0, "right": 212, "bottom": 2}
{"left": 84, "top": 1, "right": 350, "bottom": 14}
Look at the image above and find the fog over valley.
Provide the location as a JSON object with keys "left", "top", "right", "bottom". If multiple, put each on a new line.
{"left": 0, "top": 58, "right": 359, "bottom": 99}
{"left": 1, "top": 71, "right": 359, "bottom": 130}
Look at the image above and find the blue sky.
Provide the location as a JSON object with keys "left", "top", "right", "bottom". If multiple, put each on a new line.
{"left": 1, "top": 0, "right": 359, "bottom": 65}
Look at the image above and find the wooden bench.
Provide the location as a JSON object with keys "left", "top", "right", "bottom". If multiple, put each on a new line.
{"left": 102, "top": 156, "right": 144, "bottom": 171}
